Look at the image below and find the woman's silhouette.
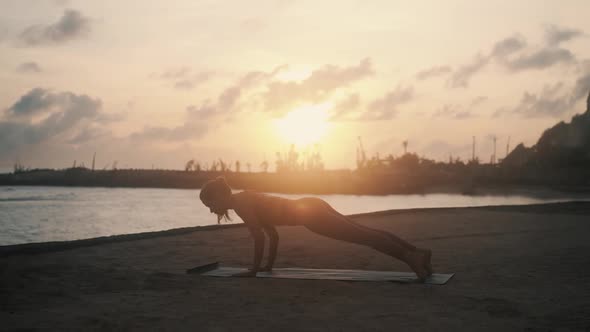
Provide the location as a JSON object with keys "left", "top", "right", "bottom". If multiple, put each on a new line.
{"left": 199, "top": 177, "right": 432, "bottom": 280}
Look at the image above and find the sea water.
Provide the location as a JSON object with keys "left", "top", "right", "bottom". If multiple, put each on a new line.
{"left": 1, "top": 186, "right": 588, "bottom": 245}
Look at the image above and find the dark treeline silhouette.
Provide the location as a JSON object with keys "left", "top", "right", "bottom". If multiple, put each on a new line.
{"left": 2, "top": 91, "right": 590, "bottom": 194}
{"left": 276, "top": 144, "right": 324, "bottom": 173}
{"left": 494, "top": 91, "right": 590, "bottom": 189}
{"left": 504, "top": 93, "right": 590, "bottom": 169}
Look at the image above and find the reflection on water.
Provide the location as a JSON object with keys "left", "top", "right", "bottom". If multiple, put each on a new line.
{"left": 0, "top": 186, "right": 588, "bottom": 245}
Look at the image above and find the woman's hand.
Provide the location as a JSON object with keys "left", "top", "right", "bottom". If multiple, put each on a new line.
{"left": 231, "top": 270, "right": 258, "bottom": 277}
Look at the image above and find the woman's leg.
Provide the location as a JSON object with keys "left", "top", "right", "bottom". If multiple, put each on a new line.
{"left": 300, "top": 200, "right": 430, "bottom": 279}
{"left": 323, "top": 207, "right": 433, "bottom": 275}
{"left": 321, "top": 202, "right": 418, "bottom": 252}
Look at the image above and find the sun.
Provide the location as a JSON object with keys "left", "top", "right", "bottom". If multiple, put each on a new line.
{"left": 274, "top": 103, "right": 332, "bottom": 148}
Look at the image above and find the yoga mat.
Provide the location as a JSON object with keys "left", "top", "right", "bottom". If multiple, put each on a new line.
{"left": 187, "top": 262, "right": 454, "bottom": 285}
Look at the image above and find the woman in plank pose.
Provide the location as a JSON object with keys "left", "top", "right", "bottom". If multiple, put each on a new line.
{"left": 199, "top": 177, "right": 432, "bottom": 281}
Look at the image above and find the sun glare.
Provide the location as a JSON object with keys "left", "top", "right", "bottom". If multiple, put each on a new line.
{"left": 274, "top": 103, "right": 332, "bottom": 148}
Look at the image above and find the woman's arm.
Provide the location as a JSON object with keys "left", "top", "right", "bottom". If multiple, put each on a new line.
{"left": 232, "top": 196, "right": 265, "bottom": 277}
{"left": 227, "top": 224, "right": 265, "bottom": 277}
{"left": 260, "top": 225, "right": 278, "bottom": 272}
{"left": 250, "top": 224, "right": 265, "bottom": 271}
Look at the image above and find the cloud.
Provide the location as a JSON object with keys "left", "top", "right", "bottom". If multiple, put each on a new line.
{"left": 129, "top": 104, "right": 210, "bottom": 142}
{"left": 433, "top": 104, "right": 473, "bottom": 119}
{"left": 501, "top": 26, "right": 582, "bottom": 72}
{"left": 179, "top": 71, "right": 211, "bottom": 90}
{"left": 508, "top": 74, "right": 590, "bottom": 117}
{"left": 544, "top": 25, "right": 584, "bottom": 46}
{"left": 431, "top": 97, "right": 487, "bottom": 119}
{"left": 358, "top": 85, "right": 414, "bottom": 121}
{"left": 30, "top": 60, "right": 368, "bottom": 151}
{"left": 67, "top": 126, "right": 110, "bottom": 144}
{"left": 415, "top": 65, "right": 452, "bottom": 80}
{"left": 490, "top": 35, "right": 527, "bottom": 58}
{"left": 95, "top": 111, "right": 126, "bottom": 124}
{"left": 0, "top": 122, "right": 41, "bottom": 155}
{"left": 5, "top": 88, "right": 56, "bottom": 117}
{"left": 130, "top": 75, "right": 255, "bottom": 143}
{"left": 448, "top": 54, "right": 489, "bottom": 88}
{"left": 1, "top": 88, "right": 105, "bottom": 155}
{"left": 514, "top": 83, "right": 570, "bottom": 117}
{"left": 447, "top": 36, "right": 525, "bottom": 87}
{"left": 172, "top": 65, "right": 290, "bottom": 125}
{"left": 16, "top": 61, "right": 42, "bottom": 73}
{"left": 262, "top": 58, "right": 373, "bottom": 113}
{"left": 159, "top": 67, "right": 191, "bottom": 80}
{"left": 5, "top": 88, "right": 100, "bottom": 120}
{"left": 173, "top": 80, "right": 195, "bottom": 90}
{"left": 193, "top": 66, "right": 297, "bottom": 126}
{"left": 236, "top": 65, "right": 288, "bottom": 88}
{"left": 505, "top": 48, "right": 575, "bottom": 71}
{"left": 570, "top": 71, "right": 590, "bottom": 103}
{"left": 156, "top": 67, "right": 212, "bottom": 90}
{"left": 53, "top": 0, "right": 70, "bottom": 6}
{"left": 447, "top": 26, "right": 584, "bottom": 87}
{"left": 470, "top": 96, "right": 488, "bottom": 107}
{"left": 186, "top": 102, "right": 217, "bottom": 120}
{"left": 218, "top": 86, "right": 242, "bottom": 110}
{"left": 304, "top": 58, "right": 373, "bottom": 90}
{"left": 184, "top": 86, "right": 243, "bottom": 121}
{"left": 0, "top": 25, "right": 7, "bottom": 43}
{"left": 18, "top": 9, "right": 91, "bottom": 46}
{"left": 129, "top": 122, "right": 208, "bottom": 142}
{"left": 447, "top": 35, "right": 525, "bottom": 87}
{"left": 330, "top": 93, "right": 360, "bottom": 121}
{"left": 165, "top": 61, "right": 370, "bottom": 125}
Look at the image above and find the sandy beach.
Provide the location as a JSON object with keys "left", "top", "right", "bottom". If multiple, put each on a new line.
{"left": 1, "top": 202, "right": 590, "bottom": 331}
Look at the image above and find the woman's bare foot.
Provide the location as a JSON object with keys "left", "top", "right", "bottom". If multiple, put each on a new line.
{"left": 405, "top": 250, "right": 429, "bottom": 281}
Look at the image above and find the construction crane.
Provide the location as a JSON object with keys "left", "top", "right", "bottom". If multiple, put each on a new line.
{"left": 506, "top": 136, "right": 511, "bottom": 159}
{"left": 491, "top": 135, "right": 497, "bottom": 164}
{"left": 356, "top": 136, "right": 367, "bottom": 169}
{"left": 472, "top": 136, "right": 476, "bottom": 162}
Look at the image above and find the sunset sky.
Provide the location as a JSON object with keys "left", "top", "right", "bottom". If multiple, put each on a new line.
{"left": 1, "top": 0, "right": 589, "bottom": 172}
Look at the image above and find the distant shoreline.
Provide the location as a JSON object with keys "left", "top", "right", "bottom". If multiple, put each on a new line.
{"left": 2, "top": 168, "right": 590, "bottom": 196}
{"left": 2, "top": 182, "right": 589, "bottom": 199}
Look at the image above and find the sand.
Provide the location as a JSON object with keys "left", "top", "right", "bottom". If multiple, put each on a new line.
{"left": 1, "top": 202, "right": 590, "bottom": 331}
